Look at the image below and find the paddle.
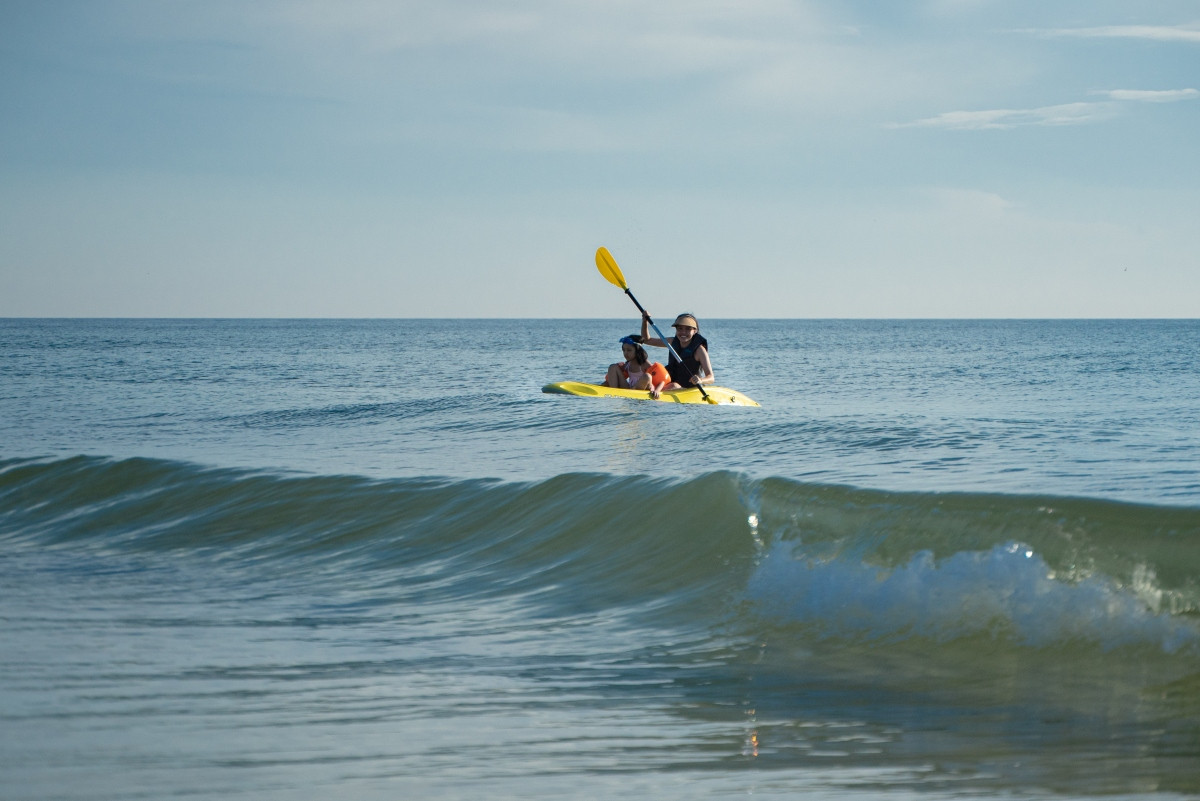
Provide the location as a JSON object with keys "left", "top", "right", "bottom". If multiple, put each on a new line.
{"left": 595, "top": 246, "right": 715, "bottom": 404}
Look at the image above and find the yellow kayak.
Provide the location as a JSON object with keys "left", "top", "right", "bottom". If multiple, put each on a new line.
{"left": 542, "top": 381, "right": 760, "bottom": 406}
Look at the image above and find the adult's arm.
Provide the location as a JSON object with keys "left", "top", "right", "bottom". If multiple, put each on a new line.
{"left": 640, "top": 312, "right": 666, "bottom": 347}
{"left": 692, "top": 346, "right": 714, "bottom": 385}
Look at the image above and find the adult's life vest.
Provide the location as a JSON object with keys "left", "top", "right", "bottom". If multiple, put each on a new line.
{"left": 667, "top": 333, "right": 709, "bottom": 386}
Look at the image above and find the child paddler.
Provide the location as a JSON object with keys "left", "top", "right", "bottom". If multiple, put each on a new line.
{"left": 639, "top": 313, "right": 714, "bottom": 397}
{"left": 602, "top": 335, "right": 671, "bottom": 396}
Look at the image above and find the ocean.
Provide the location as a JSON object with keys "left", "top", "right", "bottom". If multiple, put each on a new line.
{"left": 1, "top": 318, "right": 1198, "bottom": 800}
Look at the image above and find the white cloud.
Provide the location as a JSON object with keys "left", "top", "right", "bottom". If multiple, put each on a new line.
{"left": 1029, "top": 24, "right": 1200, "bottom": 43}
{"left": 891, "top": 101, "right": 1115, "bottom": 130}
{"left": 893, "top": 87, "right": 1198, "bottom": 131}
{"left": 923, "top": 0, "right": 996, "bottom": 15}
{"left": 1096, "top": 88, "right": 1200, "bottom": 103}
{"left": 266, "top": 0, "right": 833, "bottom": 71}
{"left": 923, "top": 187, "right": 1014, "bottom": 214}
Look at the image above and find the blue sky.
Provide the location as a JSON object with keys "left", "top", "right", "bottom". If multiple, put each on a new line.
{"left": 1, "top": 0, "right": 1197, "bottom": 317}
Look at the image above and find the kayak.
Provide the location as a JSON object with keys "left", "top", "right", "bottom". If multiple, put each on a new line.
{"left": 542, "top": 381, "right": 760, "bottom": 406}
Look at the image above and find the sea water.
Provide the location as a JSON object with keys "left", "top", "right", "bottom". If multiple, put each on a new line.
{"left": 1, "top": 318, "right": 1198, "bottom": 800}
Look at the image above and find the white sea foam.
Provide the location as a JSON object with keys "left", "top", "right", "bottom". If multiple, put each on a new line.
{"left": 747, "top": 538, "right": 1200, "bottom": 654}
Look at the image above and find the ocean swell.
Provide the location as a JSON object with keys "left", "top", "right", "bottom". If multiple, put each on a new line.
{"left": 3, "top": 455, "right": 1198, "bottom": 658}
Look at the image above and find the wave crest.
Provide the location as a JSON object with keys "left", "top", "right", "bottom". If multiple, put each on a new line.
{"left": 3, "top": 455, "right": 1198, "bottom": 656}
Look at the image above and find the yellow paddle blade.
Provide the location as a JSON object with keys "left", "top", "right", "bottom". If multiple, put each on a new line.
{"left": 595, "top": 247, "right": 628, "bottom": 290}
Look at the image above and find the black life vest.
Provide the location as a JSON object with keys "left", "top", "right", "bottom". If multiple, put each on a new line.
{"left": 667, "top": 333, "right": 709, "bottom": 385}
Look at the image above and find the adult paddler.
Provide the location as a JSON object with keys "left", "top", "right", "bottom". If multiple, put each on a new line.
{"left": 639, "top": 312, "right": 714, "bottom": 397}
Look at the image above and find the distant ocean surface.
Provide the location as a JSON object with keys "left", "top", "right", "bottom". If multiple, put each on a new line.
{"left": 2, "top": 318, "right": 1198, "bottom": 800}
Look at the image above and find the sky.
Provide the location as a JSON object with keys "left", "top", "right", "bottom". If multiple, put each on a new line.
{"left": 1, "top": 0, "right": 1197, "bottom": 318}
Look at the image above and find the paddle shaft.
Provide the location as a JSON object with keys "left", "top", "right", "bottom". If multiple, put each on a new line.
{"left": 623, "top": 289, "right": 712, "bottom": 400}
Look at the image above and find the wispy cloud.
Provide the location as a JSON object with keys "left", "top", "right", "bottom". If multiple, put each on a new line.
{"left": 890, "top": 101, "right": 1114, "bottom": 131}
{"left": 1094, "top": 88, "right": 1199, "bottom": 102}
{"left": 1025, "top": 23, "right": 1200, "bottom": 43}
{"left": 893, "top": 88, "right": 1197, "bottom": 131}
{"left": 923, "top": 187, "right": 1014, "bottom": 214}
